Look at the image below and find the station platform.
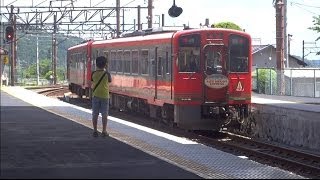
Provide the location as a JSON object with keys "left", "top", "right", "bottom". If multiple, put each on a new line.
{"left": 252, "top": 92, "right": 320, "bottom": 112}
{"left": 251, "top": 92, "right": 320, "bottom": 152}
{"left": 1, "top": 86, "right": 304, "bottom": 178}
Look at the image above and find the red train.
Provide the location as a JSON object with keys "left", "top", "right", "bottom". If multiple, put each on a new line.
{"left": 67, "top": 27, "right": 252, "bottom": 131}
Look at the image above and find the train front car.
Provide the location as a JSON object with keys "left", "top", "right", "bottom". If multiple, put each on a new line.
{"left": 172, "top": 28, "right": 252, "bottom": 131}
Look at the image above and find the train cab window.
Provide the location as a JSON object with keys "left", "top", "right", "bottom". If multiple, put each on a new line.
{"left": 141, "top": 50, "right": 149, "bottom": 75}
{"left": 178, "top": 47, "right": 200, "bottom": 73}
{"left": 228, "top": 35, "right": 249, "bottom": 73}
{"left": 123, "top": 51, "right": 131, "bottom": 74}
{"left": 132, "top": 50, "right": 139, "bottom": 74}
{"left": 204, "top": 50, "right": 222, "bottom": 75}
{"left": 116, "top": 50, "right": 123, "bottom": 73}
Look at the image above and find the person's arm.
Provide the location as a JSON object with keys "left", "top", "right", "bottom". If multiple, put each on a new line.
{"left": 91, "top": 71, "right": 96, "bottom": 88}
{"left": 107, "top": 72, "right": 112, "bottom": 83}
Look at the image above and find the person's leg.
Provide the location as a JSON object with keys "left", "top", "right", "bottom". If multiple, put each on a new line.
{"left": 101, "top": 98, "right": 109, "bottom": 136}
{"left": 92, "top": 97, "right": 99, "bottom": 137}
{"left": 102, "top": 115, "right": 108, "bottom": 133}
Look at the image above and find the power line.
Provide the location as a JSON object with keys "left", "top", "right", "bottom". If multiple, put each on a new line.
{"left": 289, "top": 1, "right": 320, "bottom": 15}
{"left": 290, "top": 1, "right": 320, "bottom": 8}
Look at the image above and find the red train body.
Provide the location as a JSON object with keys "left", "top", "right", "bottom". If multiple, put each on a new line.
{"left": 67, "top": 27, "right": 252, "bottom": 131}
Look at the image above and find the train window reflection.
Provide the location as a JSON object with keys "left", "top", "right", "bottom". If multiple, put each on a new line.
{"left": 132, "top": 50, "right": 139, "bottom": 74}
{"left": 205, "top": 50, "right": 222, "bottom": 75}
{"left": 230, "top": 56, "right": 248, "bottom": 72}
{"left": 141, "top": 50, "right": 149, "bottom": 75}
{"left": 229, "top": 35, "right": 249, "bottom": 72}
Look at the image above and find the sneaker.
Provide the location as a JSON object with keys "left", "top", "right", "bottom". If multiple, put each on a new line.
{"left": 92, "top": 131, "right": 99, "bottom": 137}
{"left": 101, "top": 131, "right": 109, "bottom": 137}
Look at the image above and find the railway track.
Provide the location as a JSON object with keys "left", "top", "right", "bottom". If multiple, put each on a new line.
{"left": 34, "top": 86, "right": 70, "bottom": 97}
{"left": 40, "top": 90, "right": 320, "bottom": 179}
{"left": 191, "top": 131, "right": 320, "bottom": 179}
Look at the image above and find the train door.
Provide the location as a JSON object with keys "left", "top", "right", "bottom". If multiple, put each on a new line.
{"left": 175, "top": 47, "right": 202, "bottom": 101}
{"left": 175, "top": 34, "right": 202, "bottom": 102}
{"left": 203, "top": 44, "right": 228, "bottom": 103}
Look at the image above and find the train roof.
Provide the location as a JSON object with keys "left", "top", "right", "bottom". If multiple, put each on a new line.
{"left": 68, "top": 27, "right": 251, "bottom": 51}
{"left": 92, "top": 27, "right": 180, "bottom": 46}
{"left": 68, "top": 40, "right": 93, "bottom": 51}
{"left": 92, "top": 27, "right": 250, "bottom": 46}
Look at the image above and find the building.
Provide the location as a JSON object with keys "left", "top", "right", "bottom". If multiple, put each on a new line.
{"left": 252, "top": 44, "right": 307, "bottom": 69}
{"left": 252, "top": 45, "right": 319, "bottom": 97}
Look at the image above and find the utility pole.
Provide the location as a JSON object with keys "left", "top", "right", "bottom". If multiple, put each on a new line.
{"left": 52, "top": 14, "right": 57, "bottom": 85}
{"left": 36, "top": 33, "right": 39, "bottom": 85}
{"left": 116, "top": 0, "right": 120, "bottom": 37}
{"left": 284, "top": 0, "right": 288, "bottom": 68}
{"left": 13, "top": 15, "right": 17, "bottom": 84}
{"left": 9, "top": 5, "right": 15, "bottom": 86}
{"left": 275, "top": 0, "right": 285, "bottom": 95}
{"left": 137, "top": 5, "right": 141, "bottom": 30}
{"left": 287, "top": 34, "right": 292, "bottom": 68}
{"left": 147, "top": 0, "right": 153, "bottom": 28}
{"left": 302, "top": 40, "right": 305, "bottom": 63}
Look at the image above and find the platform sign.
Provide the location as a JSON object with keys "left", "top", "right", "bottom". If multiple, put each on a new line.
{"left": 3, "top": 55, "right": 9, "bottom": 64}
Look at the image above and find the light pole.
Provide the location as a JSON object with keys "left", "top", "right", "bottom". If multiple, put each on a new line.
{"left": 36, "top": 33, "right": 39, "bottom": 85}
{"left": 287, "top": 34, "right": 292, "bottom": 68}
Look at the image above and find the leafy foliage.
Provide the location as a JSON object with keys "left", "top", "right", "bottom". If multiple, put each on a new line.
{"left": 254, "top": 68, "right": 277, "bottom": 94}
{"left": 308, "top": 15, "right": 320, "bottom": 55}
{"left": 212, "top": 22, "right": 242, "bottom": 31}
{"left": 16, "top": 33, "right": 84, "bottom": 82}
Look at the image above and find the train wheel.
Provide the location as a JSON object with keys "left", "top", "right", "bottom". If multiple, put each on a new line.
{"left": 77, "top": 88, "right": 83, "bottom": 99}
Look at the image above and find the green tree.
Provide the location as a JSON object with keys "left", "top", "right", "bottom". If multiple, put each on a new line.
{"left": 45, "top": 70, "right": 53, "bottom": 80}
{"left": 254, "top": 68, "right": 277, "bottom": 94}
{"left": 212, "top": 22, "right": 242, "bottom": 31}
{"left": 308, "top": 15, "right": 320, "bottom": 55}
{"left": 22, "top": 59, "right": 52, "bottom": 78}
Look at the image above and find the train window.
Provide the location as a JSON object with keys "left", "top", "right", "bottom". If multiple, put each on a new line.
{"left": 132, "top": 50, "right": 139, "bottom": 74}
{"left": 81, "top": 53, "right": 86, "bottom": 69}
{"left": 141, "top": 50, "right": 149, "bottom": 75}
{"left": 229, "top": 35, "right": 249, "bottom": 72}
{"left": 204, "top": 48, "right": 223, "bottom": 75}
{"left": 165, "top": 51, "right": 169, "bottom": 75}
{"left": 110, "top": 51, "right": 117, "bottom": 72}
{"left": 179, "top": 34, "right": 201, "bottom": 47}
{"left": 178, "top": 47, "right": 200, "bottom": 73}
{"left": 116, "top": 50, "right": 123, "bottom": 73}
{"left": 123, "top": 51, "right": 131, "bottom": 74}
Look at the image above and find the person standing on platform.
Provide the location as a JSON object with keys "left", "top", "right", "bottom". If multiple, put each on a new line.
{"left": 91, "top": 56, "right": 112, "bottom": 137}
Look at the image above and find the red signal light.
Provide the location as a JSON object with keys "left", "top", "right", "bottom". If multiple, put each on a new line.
{"left": 5, "top": 26, "right": 14, "bottom": 41}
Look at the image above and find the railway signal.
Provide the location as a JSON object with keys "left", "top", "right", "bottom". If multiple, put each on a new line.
{"left": 5, "top": 26, "right": 14, "bottom": 41}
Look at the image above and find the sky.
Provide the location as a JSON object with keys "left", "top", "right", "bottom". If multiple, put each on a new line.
{"left": 151, "top": 0, "right": 319, "bottom": 60}
{"left": 1, "top": 0, "right": 320, "bottom": 60}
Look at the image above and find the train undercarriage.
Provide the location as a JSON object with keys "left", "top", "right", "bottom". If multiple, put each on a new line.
{"left": 109, "top": 92, "right": 254, "bottom": 133}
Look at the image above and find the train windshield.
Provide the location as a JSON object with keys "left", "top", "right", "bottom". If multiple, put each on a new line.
{"left": 228, "top": 35, "right": 249, "bottom": 73}
{"left": 178, "top": 34, "right": 201, "bottom": 73}
{"left": 204, "top": 45, "right": 223, "bottom": 75}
